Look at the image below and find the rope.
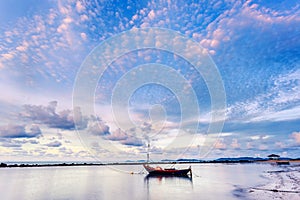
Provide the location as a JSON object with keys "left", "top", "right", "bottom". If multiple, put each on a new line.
{"left": 168, "top": 163, "right": 176, "bottom": 168}
{"left": 103, "top": 164, "right": 146, "bottom": 175}
{"left": 130, "top": 168, "right": 146, "bottom": 175}
{"left": 192, "top": 171, "right": 201, "bottom": 177}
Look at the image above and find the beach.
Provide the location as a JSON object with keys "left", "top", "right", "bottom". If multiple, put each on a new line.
{"left": 246, "top": 163, "right": 300, "bottom": 200}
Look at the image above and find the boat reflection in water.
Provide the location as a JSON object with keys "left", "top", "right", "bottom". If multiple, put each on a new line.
{"left": 144, "top": 172, "right": 193, "bottom": 199}
{"left": 144, "top": 173, "right": 193, "bottom": 182}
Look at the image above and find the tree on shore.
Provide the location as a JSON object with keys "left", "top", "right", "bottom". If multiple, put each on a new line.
{"left": 0, "top": 163, "right": 7, "bottom": 167}
{"left": 267, "top": 154, "right": 280, "bottom": 160}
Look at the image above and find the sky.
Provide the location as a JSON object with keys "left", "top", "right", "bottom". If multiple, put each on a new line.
{"left": 0, "top": 0, "right": 299, "bottom": 162}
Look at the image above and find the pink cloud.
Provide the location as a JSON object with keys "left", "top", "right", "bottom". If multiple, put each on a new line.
{"left": 231, "top": 138, "right": 240, "bottom": 149}
{"left": 76, "top": 1, "right": 85, "bottom": 13}
{"left": 291, "top": 132, "right": 300, "bottom": 144}
{"left": 215, "top": 138, "right": 226, "bottom": 149}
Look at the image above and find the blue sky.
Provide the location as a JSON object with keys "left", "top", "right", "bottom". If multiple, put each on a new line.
{"left": 0, "top": 0, "right": 299, "bottom": 162}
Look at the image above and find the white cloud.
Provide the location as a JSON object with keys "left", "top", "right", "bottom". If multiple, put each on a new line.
{"left": 106, "top": 128, "right": 128, "bottom": 141}
{"left": 45, "top": 140, "right": 62, "bottom": 147}
{"left": 20, "top": 101, "right": 77, "bottom": 130}
{"left": 251, "top": 106, "right": 300, "bottom": 122}
{"left": 272, "top": 69, "right": 300, "bottom": 105}
{"left": 250, "top": 135, "right": 260, "bottom": 140}
{"left": 87, "top": 120, "right": 110, "bottom": 136}
{"left": 120, "top": 136, "right": 144, "bottom": 147}
{"left": 0, "top": 124, "right": 42, "bottom": 138}
{"left": 196, "top": 0, "right": 300, "bottom": 54}
{"left": 228, "top": 69, "right": 300, "bottom": 123}
{"left": 249, "top": 135, "right": 273, "bottom": 140}
{"left": 240, "top": 1, "right": 300, "bottom": 24}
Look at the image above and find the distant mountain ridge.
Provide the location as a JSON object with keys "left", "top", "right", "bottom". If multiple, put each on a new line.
{"left": 1, "top": 157, "right": 298, "bottom": 168}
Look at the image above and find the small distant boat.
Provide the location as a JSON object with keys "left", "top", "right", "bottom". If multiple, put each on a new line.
{"left": 276, "top": 161, "right": 290, "bottom": 165}
{"left": 143, "top": 143, "right": 192, "bottom": 176}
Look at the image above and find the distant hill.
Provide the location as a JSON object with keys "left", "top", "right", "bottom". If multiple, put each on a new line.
{"left": 176, "top": 158, "right": 204, "bottom": 162}
{"left": 1, "top": 156, "right": 297, "bottom": 168}
{"left": 215, "top": 157, "right": 266, "bottom": 162}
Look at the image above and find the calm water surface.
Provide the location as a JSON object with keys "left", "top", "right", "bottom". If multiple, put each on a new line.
{"left": 0, "top": 163, "right": 275, "bottom": 200}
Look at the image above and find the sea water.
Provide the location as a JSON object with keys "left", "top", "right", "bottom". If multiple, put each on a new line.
{"left": 0, "top": 163, "right": 275, "bottom": 200}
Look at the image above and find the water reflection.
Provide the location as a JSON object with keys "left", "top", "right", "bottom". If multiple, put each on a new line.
{"left": 144, "top": 174, "right": 193, "bottom": 182}
{"left": 144, "top": 174, "right": 193, "bottom": 199}
{"left": 0, "top": 164, "right": 273, "bottom": 199}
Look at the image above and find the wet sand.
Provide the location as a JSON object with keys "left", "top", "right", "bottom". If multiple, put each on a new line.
{"left": 246, "top": 163, "right": 300, "bottom": 200}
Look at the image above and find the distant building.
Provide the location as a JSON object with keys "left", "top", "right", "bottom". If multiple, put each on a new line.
{"left": 267, "top": 154, "right": 280, "bottom": 160}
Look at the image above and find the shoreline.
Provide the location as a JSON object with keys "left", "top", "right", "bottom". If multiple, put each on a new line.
{"left": 245, "top": 163, "right": 300, "bottom": 199}
{"left": 1, "top": 159, "right": 299, "bottom": 168}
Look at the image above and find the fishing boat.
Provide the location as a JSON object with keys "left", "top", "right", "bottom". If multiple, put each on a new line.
{"left": 143, "top": 144, "right": 192, "bottom": 176}
{"left": 143, "top": 164, "right": 192, "bottom": 176}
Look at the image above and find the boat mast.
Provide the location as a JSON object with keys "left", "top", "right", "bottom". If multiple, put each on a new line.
{"left": 147, "top": 143, "right": 150, "bottom": 164}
